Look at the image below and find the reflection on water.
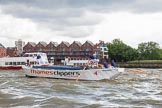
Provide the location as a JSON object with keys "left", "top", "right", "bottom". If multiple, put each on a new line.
{"left": 0, "top": 69, "right": 162, "bottom": 108}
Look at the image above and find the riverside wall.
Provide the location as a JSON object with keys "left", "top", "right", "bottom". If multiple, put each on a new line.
{"left": 117, "top": 62, "right": 162, "bottom": 68}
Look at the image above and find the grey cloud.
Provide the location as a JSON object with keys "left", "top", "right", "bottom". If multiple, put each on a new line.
{"left": 1, "top": 0, "right": 162, "bottom": 13}
{"left": 0, "top": 35, "right": 14, "bottom": 40}
{"left": 1, "top": 0, "right": 162, "bottom": 39}
{"left": 58, "top": 26, "right": 94, "bottom": 38}
{"left": 0, "top": 0, "right": 126, "bottom": 9}
{"left": 0, "top": 3, "right": 84, "bottom": 19}
{"left": 1, "top": 0, "right": 162, "bottom": 19}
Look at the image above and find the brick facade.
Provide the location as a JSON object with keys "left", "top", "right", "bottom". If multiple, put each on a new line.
{"left": 57, "top": 41, "right": 70, "bottom": 58}
{"left": 6, "top": 47, "right": 18, "bottom": 57}
{"left": 0, "top": 43, "right": 6, "bottom": 58}
{"left": 69, "top": 41, "right": 82, "bottom": 57}
{"left": 23, "top": 42, "right": 36, "bottom": 53}
{"left": 23, "top": 40, "right": 108, "bottom": 63}
{"left": 46, "top": 42, "right": 58, "bottom": 56}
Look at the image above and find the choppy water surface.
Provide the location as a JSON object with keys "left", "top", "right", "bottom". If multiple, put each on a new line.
{"left": 0, "top": 69, "right": 162, "bottom": 108}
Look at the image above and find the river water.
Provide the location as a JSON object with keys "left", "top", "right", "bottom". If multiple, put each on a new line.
{"left": 0, "top": 69, "right": 162, "bottom": 108}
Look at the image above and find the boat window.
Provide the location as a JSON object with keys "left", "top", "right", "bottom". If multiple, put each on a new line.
{"left": 13, "top": 62, "right": 16, "bottom": 65}
{"left": 17, "top": 62, "right": 20, "bottom": 65}
{"left": 30, "top": 62, "right": 35, "bottom": 65}
{"left": 23, "top": 54, "right": 28, "bottom": 57}
{"left": 21, "top": 62, "right": 25, "bottom": 65}
{"left": 9, "top": 62, "right": 12, "bottom": 65}
{"left": 5, "top": 62, "right": 9, "bottom": 65}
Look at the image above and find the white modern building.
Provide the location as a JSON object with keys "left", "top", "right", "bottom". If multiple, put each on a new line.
{"left": 96, "top": 40, "right": 109, "bottom": 59}
{"left": 100, "top": 46, "right": 108, "bottom": 59}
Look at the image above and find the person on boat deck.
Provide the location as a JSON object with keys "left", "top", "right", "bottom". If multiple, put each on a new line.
{"left": 103, "top": 62, "right": 115, "bottom": 69}
{"left": 102, "top": 57, "right": 114, "bottom": 68}
{"left": 103, "top": 61, "right": 108, "bottom": 68}
{"left": 89, "top": 54, "right": 99, "bottom": 62}
{"left": 111, "top": 59, "right": 116, "bottom": 67}
{"left": 89, "top": 54, "right": 99, "bottom": 67}
{"left": 26, "top": 59, "right": 30, "bottom": 66}
{"left": 98, "top": 64, "right": 103, "bottom": 68}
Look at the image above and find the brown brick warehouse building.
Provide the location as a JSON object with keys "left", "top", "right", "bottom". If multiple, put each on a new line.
{"left": 23, "top": 40, "right": 108, "bottom": 65}
{"left": 0, "top": 43, "right": 6, "bottom": 58}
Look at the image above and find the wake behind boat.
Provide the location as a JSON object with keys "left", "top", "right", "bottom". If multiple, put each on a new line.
{"left": 23, "top": 53, "right": 125, "bottom": 81}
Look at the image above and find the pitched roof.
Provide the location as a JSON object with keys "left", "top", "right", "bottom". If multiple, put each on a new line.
{"left": 0, "top": 43, "right": 5, "bottom": 48}
{"left": 50, "top": 41, "right": 58, "bottom": 47}
{"left": 62, "top": 41, "right": 70, "bottom": 47}
{"left": 39, "top": 41, "right": 47, "bottom": 47}
{"left": 73, "top": 41, "right": 82, "bottom": 47}
{"left": 85, "top": 41, "right": 94, "bottom": 46}
{"left": 7, "top": 47, "right": 17, "bottom": 50}
{"left": 28, "top": 42, "right": 36, "bottom": 47}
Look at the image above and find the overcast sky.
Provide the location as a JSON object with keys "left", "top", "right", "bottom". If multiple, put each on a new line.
{"left": 0, "top": 0, "right": 162, "bottom": 48}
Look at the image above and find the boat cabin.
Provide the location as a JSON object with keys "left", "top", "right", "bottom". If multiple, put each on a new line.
{"left": 62, "top": 57, "right": 90, "bottom": 66}
{"left": 0, "top": 52, "right": 49, "bottom": 66}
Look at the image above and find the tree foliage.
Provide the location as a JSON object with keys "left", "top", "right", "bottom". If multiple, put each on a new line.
{"left": 107, "top": 39, "right": 138, "bottom": 62}
{"left": 160, "top": 49, "right": 162, "bottom": 59}
{"left": 137, "top": 41, "right": 161, "bottom": 60}
{"left": 107, "top": 39, "right": 162, "bottom": 62}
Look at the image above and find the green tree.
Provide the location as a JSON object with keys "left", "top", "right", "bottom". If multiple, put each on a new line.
{"left": 160, "top": 49, "right": 162, "bottom": 59}
{"left": 107, "top": 39, "right": 138, "bottom": 62}
{"left": 138, "top": 41, "right": 161, "bottom": 60}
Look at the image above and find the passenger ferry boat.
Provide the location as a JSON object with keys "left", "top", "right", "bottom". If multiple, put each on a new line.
{"left": 0, "top": 52, "right": 48, "bottom": 70}
{"left": 23, "top": 54, "right": 125, "bottom": 81}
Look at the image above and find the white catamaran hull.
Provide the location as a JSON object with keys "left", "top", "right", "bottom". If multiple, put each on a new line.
{"left": 24, "top": 67, "right": 124, "bottom": 81}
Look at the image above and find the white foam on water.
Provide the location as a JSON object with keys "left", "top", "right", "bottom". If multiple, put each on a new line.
{"left": 11, "top": 106, "right": 41, "bottom": 108}
{"left": 0, "top": 69, "right": 162, "bottom": 107}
